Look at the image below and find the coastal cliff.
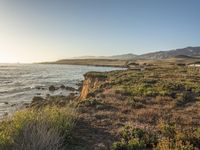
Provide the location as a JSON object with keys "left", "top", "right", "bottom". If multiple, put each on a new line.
{"left": 76, "top": 67, "right": 200, "bottom": 149}
{"left": 79, "top": 72, "right": 108, "bottom": 100}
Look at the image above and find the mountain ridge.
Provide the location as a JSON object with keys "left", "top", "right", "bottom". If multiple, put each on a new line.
{"left": 138, "top": 46, "right": 200, "bottom": 59}
{"left": 71, "top": 46, "right": 200, "bottom": 60}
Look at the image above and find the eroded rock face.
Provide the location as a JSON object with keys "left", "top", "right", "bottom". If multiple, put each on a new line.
{"left": 79, "top": 79, "right": 91, "bottom": 100}
{"left": 79, "top": 72, "right": 107, "bottom": 100}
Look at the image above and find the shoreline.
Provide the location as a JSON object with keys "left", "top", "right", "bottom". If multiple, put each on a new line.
{"left": 0, "top": 64, "right": 122, "bottom": 119}
{"left": 39, "top": 62, "right": 127, "bottom": 68}
{"left": 39, "top": 58, "right": 128, "bottom": 68}
{"left": 0, "top": 82, "right": 82, "bottom": 119}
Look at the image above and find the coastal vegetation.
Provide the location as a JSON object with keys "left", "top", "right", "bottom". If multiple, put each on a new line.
{"left": 77, "top": 66, "right": 200, "bottom": 149}
{"left": 0, "top": 65, "right": 200, "bottom": 149}
{"left": 0, "top": 105, "right": 77, "bottom": 150}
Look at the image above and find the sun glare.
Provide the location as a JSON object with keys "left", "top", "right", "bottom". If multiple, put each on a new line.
{"left": 0, "top": 51, "right": 16, "bottom": 63}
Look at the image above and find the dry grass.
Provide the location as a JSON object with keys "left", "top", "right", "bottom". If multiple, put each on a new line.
{"left": 75, "top": 66, "right": 200, "bottom": 149}
{"left": 0, "top": 105, "right": 77, "bottom": 150}
{"left": 12, "top": 121, "right": 64, "bottom": 150}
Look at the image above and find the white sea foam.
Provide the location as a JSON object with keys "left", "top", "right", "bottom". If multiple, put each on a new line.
{"left": 0, "top": 64, "right": 123, "bottom": 117}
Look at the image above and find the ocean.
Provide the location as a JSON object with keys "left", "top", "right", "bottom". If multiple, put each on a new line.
{"left": 0, "top": 64, "right": 122, "bottom": 117}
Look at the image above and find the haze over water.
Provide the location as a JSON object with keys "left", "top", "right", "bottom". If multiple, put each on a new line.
{"left": 0, "top": 64, "right": 122, "bottom": 117}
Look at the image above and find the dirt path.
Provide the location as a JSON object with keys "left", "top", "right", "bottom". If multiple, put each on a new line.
{"left": 69, "top": 96, "right": 123, "bottom": 150}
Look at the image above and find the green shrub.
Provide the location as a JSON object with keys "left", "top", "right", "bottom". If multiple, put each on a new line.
{"left": 155, "top": 138, "right": 195, "bottom": 150}
{"left": 159, "top": 122, "right": 176, "bottom": 139}
{"left": 114, "top": 126, "right": 158, "bottom": 149}
{"left": 176, "top": 128, "right": 200, "bottom": 148}
{"left": 114, "top": 125, "right": 199, "bottom": 150}
{"left": 112, "top": 139, "right": 146, "bottom": 150}
{"left": 112, "top": 142, "right": 127, "bottom": 150}
{"left": 176, "top": 91, "right": 195, "bottom": 106}
{"left": 127, "top": 138, "right": 146, "bottom": 150}
{"left": 131, "top": 128, "right": 145, "bottom": 140}
{"left": 86, "top": 72, "right": 107, "bottom": 79}
{"left": 0, "top": 105, "right": 77, "bottom": 150}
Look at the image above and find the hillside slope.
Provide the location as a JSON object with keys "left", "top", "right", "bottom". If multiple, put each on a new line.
{"left": 139, "top": 46, "right": 200, "bottom": 59}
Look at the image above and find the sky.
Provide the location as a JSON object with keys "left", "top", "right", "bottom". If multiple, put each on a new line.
{"left": 0, "top": 0, "right": 200, "bottom": 63}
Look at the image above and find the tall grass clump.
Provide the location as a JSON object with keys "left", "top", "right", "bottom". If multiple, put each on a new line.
{"left": 0, "top": 105, "right": 77, "bottom": 150}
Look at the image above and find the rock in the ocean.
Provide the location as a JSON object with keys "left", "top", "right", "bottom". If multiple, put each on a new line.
{"left": 3, "top": 112, "right": 8, "bottom": 116}
{"left": 60, "top": 85, "right": 66, "bottom": 89}
{"left": 11, "top": 104, "right": 17, "bottom": 107}
{"left": 76, "top": 81, "right": 83, "bottom": 87}
{"left": 32, "top": 96, "right": 44, "bottom": 103}
{"left": 31, "top": 96, "right": 46, "bottom": 108}
{"left": 35, "top": 86, "right": 41, "bottom": 90}
{"left": 49, "top": 85, "right": 56, "bottom": 91}
{"left": 46, "top": 94, "right": 50, "bottom": 98}
{"left": 65, "top": 86, "right": 77, "bottom": 91}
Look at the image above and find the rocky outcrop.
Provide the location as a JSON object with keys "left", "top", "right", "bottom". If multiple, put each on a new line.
{"left": 79, "top": 72, "right": 107, "bottom": 100}
{"left": 49, "top": 85, "right": 56, "bottom": 91}
{"left": 30, "top": 93, "right": 77, "bottom": 108}
{"left": 65, "top": 86, "right": 77, "bottom": 91}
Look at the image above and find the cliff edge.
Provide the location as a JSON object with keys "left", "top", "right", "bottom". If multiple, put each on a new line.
{"left": 79, "top": 72, "right": 108, "bottom": 100}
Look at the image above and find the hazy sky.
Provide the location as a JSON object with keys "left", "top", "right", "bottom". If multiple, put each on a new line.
{"left": 0, "top": 0, "right": 200, "bottom": 63}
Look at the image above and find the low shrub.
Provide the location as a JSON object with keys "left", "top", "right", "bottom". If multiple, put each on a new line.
{"left": 0, "top": 105, "right": 77, "bottom": 150}
{"left": 112, "top": 125, "right": 199, "bottom": 150}
{"left": 80, "top": 99, "right": 102, "bottom": 107}
{"left": 112, "top": 139, "right": 146, "bottom": 150}
{"left": 176, "top": 91, "right": 195, "bottom": 106}
{"left": 136, "top": 108, "right": 160, "bottom": 125}
{"left": 155, "top": 138, "right": 195, "bottom": 150}
{"left": 126, "top": 98, "right": 145, "bottom": 109}
{"left": 127, "top": 139, "right": 146, "bottom": 150}
{"left": 112, "top": 142, "right": 127, "bottom": 150}
{"left": 159, "top": 122, "right": 176, "bottom": 139}
{"left": 112, "top": 126, "right": 158, "bottom": 150}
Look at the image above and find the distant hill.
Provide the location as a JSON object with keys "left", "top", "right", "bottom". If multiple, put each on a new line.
{"left": 73, "top": 47, "right": 200, "bottom": 60}
{"left": 173, "top": 55, "right": 196, "bottom": 59}
{"left": 42, "top": 59, "right": 127, "bottom": 67}
{"left": 73, "top": 53, "right": 138, "bottom": 60}
{"left": 107, "top": 53, "right": 138, "bottom": 60}
{"left": 139, "top": 47, "right": 200, "bottom": 59}
{"left": 41, "top": 46, "right": 200, "bottom": 67}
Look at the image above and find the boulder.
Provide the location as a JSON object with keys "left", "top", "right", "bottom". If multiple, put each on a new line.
{"left": 60, "top": 85, "right": 66, "bottom": 89}
{"left": 49, "top": 85, "right": 56, "bottom": 91}
{"left": 11, "top": 104, "right": 17, "bottom": 107}
{"left": 65, "top": 86, "right": 77, "bottom": 91}
{"left": 32, "top": 96, "right": 44, "bottom": 103}
{"left": 31, "top": 96, "right": 45, "bottom": 108}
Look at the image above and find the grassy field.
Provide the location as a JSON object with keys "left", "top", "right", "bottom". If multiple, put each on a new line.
{"left": 77, "top": 66, "right": 200, "bottom": 149}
